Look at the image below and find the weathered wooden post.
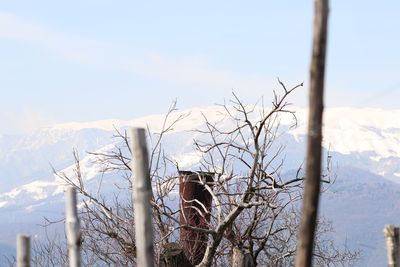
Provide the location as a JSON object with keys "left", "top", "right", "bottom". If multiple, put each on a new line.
{"left": 294, "top": 0, "right": 329, "bottom": 266}
{"left": 131, "top": 127, "right": 155, "bottom": 267}
{"left": 384, "top": 225, "right": 400, "bottom": 267}
{"left": 16, "top": 234, "right": 30, "bottom": 267}
{"left": 179, "top": 171, "right": 213, "bottom": 265}
{"left": 65, "top": 186, "right": 81, "bottom": 267}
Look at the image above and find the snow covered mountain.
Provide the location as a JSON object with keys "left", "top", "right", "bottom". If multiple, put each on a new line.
{"left": 1, "top": 106, "right": 400, "bottom": 266}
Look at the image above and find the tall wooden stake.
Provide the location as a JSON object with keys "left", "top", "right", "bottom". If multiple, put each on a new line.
{"left": 294, "top": 0, "right": 329, "bottom": 267}
{"left": 65, "top": 186, "right": 81, "bottom": 267}
{"left": 384, "top": 225, "right": 400, "bottom": 267}
{"left": 131, "top": 127, "right": 155, "bottom": 267}
{"left": 17, "top": 234, "right": 30, "bottom": 267}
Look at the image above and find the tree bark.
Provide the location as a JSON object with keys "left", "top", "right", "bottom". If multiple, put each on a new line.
{"left": 294, "top": 0, "right": 329, "bottom": 267}
{"left": 159, "top": 243, "right": 193, "bottom": 267}
{"left": 231, "top": 247, "right": 255, "bottom": 267}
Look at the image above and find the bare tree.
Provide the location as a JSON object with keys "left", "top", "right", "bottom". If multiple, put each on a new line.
{"left": 30, "top": 85, "right": 358, "bottom": 267}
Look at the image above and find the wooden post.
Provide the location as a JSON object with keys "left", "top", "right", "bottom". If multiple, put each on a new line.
{"left": 131, "top": 127, "right": 155, "bottom": 267}
{"left": 294, "top": 0, "right": 329, "bottom": 267}
{"left": 179, "top": 171, "right": 213, "bottom": 265}
{"left": 65, "top": 186, "right": 81, "bottom": 267}
{"left": 384, "top": 225, "right": 400, "bottom": 267}
{"left": 17, "top": 234, "right": 30, "bottom": 267}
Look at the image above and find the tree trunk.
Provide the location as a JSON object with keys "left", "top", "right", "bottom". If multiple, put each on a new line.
{"left": 294, "top": 0, "right": 329, "bottom": 267}
{"left": 231, "top": 247, "right": 255, "bottom": 267}
{"left": 159, "top": 243, "right": 193, "bottom": 267}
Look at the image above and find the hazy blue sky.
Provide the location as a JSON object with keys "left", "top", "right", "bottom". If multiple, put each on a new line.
{"left": 0, "top": 1, "right": 399, "bottom": 134}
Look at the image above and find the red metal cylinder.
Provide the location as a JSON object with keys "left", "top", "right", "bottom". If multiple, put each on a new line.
{"left": 179, "top": 171, "right": 214, "bottom": 265}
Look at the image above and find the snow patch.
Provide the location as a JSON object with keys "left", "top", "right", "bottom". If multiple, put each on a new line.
{"left": 173, "top": 152, "right": 202, "bottom": 169}
{"left": 1, "top": 180, "right": 58, "bottom": 201}
{"left": 370, "top": 155, "right": 381, "bottom": 162}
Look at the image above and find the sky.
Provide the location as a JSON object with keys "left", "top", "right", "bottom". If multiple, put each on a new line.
{"left": 0, "top": 1, "right": 399, "bottom": 134}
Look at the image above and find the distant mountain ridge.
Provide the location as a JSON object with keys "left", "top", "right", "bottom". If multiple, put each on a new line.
{"left": 1, "top": 105, "right": 400, "bottom": 266}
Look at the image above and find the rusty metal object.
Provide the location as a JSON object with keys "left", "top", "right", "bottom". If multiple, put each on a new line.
{"left": 179, "top": 171, "right": 214, "bottom": 265}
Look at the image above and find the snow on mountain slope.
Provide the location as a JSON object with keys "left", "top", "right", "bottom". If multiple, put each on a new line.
{"left": 292, "top": 108, "right": 400, "bottom": 157}
{"left": 0, "top": 127, "right": 116, "bottom": 193}
{"left": 289, "top": 107, "right": 400, "bottom": 183}
{"left": 1, "top": 106, "right": 400, "bottom": 204}
{"left": 1, "top": 105, "right": 400, "bottom": 199}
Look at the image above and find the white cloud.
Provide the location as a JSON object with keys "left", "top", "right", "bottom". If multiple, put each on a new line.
{"left": 0, "top": 12, "right": 285, "bottom": 94}
{"left": 0, "top": 13, "right": 48, "bottom": 42}
{"left": 0, "top": 12, "right": 113, "bottom": 65}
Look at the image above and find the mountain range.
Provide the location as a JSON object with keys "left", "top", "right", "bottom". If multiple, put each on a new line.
{"left": 1, "top": 106, "right": 400, "bottom": 266}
